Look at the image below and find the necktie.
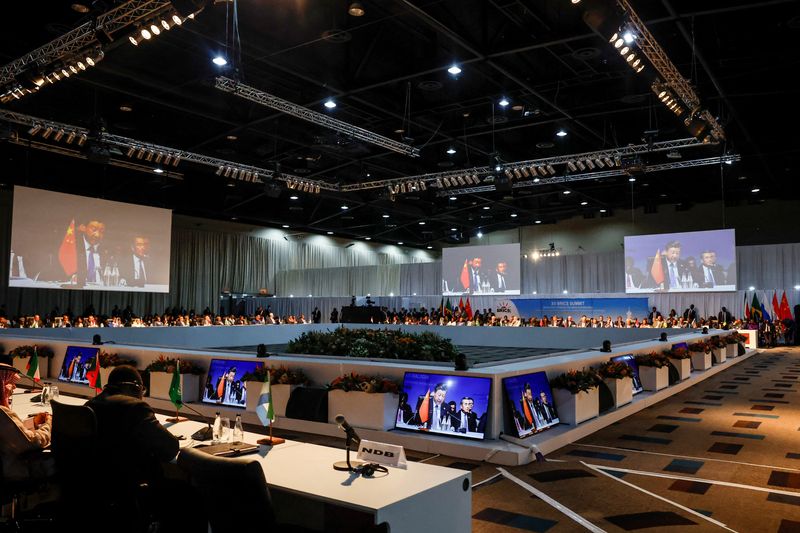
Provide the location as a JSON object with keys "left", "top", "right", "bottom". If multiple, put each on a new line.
{"left": 434, "top": 405, "right": 440, "bottom": 428}
{"left": 500, "top": 276, "right": 505, "bottom": 290}
{"left": 87, "top": 247, "right": 96, "bottom": 282}
{"left": 461, "top": 412, "right": 467, "bottom": 429}
{"left": 669, "top": 263, "right": 678, "bottom": 288}
{"left": 706, "top": 267, "right": 715, "bottom": 285}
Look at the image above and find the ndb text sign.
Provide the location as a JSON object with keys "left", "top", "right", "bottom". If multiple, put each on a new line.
{"left": 356, "top": 440, "right": 407, "bottom": 469}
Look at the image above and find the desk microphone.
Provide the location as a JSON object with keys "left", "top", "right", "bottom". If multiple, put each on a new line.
{"left": 334, "top": 414, "right": 361, "bottom": 445}
{"left": 176, "top": 402, "right": 214, "bottom": 441}
{"left": 17, "top": 373, "right": 45, "bottom": 401}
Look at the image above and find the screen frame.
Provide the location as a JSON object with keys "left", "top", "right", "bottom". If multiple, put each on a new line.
{"left": 610, "top": 354, "right": 644, "bottom": 394}
{"left": 57, "top": 346, "right": 100, "bottom": 385}
{"left": 200, "top": 358, "right": 265, "bottom": 409}
{"left": 395, "top": 371, "right": 492, "bottom": 441}
{"left": 501, "top": 371, "right": 561, "bottom": 438}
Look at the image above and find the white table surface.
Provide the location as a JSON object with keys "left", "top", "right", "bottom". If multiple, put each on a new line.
{"left": 13, "top": 390, "right": 472, "bottom": 532}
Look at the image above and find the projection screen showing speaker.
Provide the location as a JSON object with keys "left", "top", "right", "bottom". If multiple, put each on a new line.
{"left": 9, "top": 186, "right": 172, "bottom": 293}
{"left": 442, "top": 243, "right": 521, "bottom": 296}
{"left": 624, "top": 229, "right": 736, "bottom": 293}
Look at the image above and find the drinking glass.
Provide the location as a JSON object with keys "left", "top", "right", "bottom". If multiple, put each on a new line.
{"left": 41, "top": 384, "right": 51, "bottom": 406}
{"left": 220, "top": 417, "right": 231, "bottom": 443}
{"left": 50, "top": 386, "right": 60, "bottom": 403}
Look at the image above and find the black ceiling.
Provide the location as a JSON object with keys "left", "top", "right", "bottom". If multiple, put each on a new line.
{"left": 1, "top": 0, "right": 798, "bottom": 248}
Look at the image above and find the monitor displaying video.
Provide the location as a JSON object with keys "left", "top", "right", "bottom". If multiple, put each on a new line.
{"left": 502, "top": 371, "right": 560, "bottom": 438}
{"left": 201, "top": 359, "right": 264, "bottom": 408}
{"left": 441, "top": 243, "right": 520, "bottom": 296}
{"left": 672, "top": 342, "right": 688, "bottom": 352}
{"left": 611, "top": 354, "right": 643, "bottom": 394}
{"left": 396, "top": 372, "right": 491, "bottom": 440}
{"left": 57, "top": 346, "right": 100, "bottom": 384}
{"left": 624, "top": 229, "right": 736, "bottom": 293}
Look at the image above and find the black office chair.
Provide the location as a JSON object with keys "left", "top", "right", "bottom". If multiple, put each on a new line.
{"left": 50, "top": 401, "right": 97, "bottom": 488}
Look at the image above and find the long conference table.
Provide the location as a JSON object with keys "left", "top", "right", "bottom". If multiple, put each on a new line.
{"left": 13, "top": 390, "right": 472, "bottom": 532}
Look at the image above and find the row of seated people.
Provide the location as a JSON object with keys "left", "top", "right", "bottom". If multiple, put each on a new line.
{"left": 0, "top": 361, "right": 306, "bottom": 532}
{"left": 0, "top": 312, "right": 318, "bottom": 329}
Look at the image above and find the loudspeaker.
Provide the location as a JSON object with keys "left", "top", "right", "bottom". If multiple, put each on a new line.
{"left": 285, "top": 387, "right": 328, "bottom": 422}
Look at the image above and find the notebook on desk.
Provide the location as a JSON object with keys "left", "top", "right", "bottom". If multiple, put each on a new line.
{"left": 193, "top": 441, "right": 260, "bottom": 457}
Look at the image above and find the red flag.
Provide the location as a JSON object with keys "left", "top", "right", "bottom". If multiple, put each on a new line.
{"left": 772, "top": 291, "right": 781, "bottom": 322}
{"left": 418, "top": 390, "right": 430, "bottom": 425}
{"left": 465, "top": 298, "right": 473, "bottom": 320}
{"left": 58, "top": 219, "right": 78, "bottom": 277}
{"left": 460, "top": 259, "right": 470, "bottom": 290}
{"left": 217, "top": 377, "right": 226, "bottom": 399}
{"left": 650, "top": 249, "right": 664, "bottom": 287}
{"left": 458, "top": 297, "right": 465, "bottom": 312}
{"left": 521, "top": 395, "right": 533, "bottom": 426}
{"left": 780, "top": 291, "right": 792, "bottom": 321}
{"left": 85, "top": 353, "right": 102, "bottom": 393}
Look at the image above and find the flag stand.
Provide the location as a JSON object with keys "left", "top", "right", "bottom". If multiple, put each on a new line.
{"left": 166, "top": 409, "right": 187, "bottom": 423}
{"left": 257, "top": 425, "right": 284, "bottom": 446}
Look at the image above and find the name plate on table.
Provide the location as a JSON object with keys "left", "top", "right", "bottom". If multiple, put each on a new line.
{"left": 357, "top": 440, "right": 407, "bottom": 469}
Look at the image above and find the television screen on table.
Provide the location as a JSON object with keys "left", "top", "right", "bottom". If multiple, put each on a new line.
{"left": 611, "top": 354, "right": 644, "bottom": 394}
{"left": 395, "top": 372, "right": 491, "bottom": 440}
{"left": 672, "top": 342, "right": 688, "bottom": 352}
{"left": 201, "top": 359, "right": 264, "bottom": 408}
{"left": 502, "top": 371, "right": 560, "bottom": 438}
{"left": 57, "top": 346, "right": 100, "bottom": 384}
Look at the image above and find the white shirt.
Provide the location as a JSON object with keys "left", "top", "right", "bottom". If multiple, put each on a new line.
{"left": 133, "top": 255, "right": 147, "bottom": 281}
{"left": 703, "top": 265, "right": 715, "bottom": 284}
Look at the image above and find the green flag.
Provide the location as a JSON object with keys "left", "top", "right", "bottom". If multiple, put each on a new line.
{"left": 751, "top": 293, "right": 762, "bottom": 321}
{"left": 255, "top": 378, "right": 274, "bottom": 427}
{"left": 26, "top": 346, "right": 40, "bottom": 382}
{"left": 445, "top": 297, "right": 453, "bottom": 317}
{"left": 168, "top": 360, "right": 183, "bottom": 410}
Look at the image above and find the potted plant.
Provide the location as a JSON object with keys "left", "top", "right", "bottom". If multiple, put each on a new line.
{"left": 634, "top": 352, "right": 670, "bottom": 391}
{"left": 287, "top": 328, "right": 459, "bottom": 362}
{"left": 688, "top": 341, "right": 712, "bottom": 371}
{"left": 327, "top": 372, "right": 401, "bottom": 430}
{"left": 241, "top": 365, "right": 311, "bottom": 417}
{"left": 724, "top": 334, "right": 740, "bottom": 358}
{"left": 9, "top": 345, "right": 55, "bottom": 379}
{"left": 596, "top": 361, "right": 634, "bottom": 408}
{"left": 710, "top": 338, "right": 727, "bottom": 364}
{"left": 550, "top": 369, "right": 601, "bottom": 425}
{"left": 664, "top": 346, "right": 692, "bottom": 381}
{"left": 98, "top": 351, "right": 138, "bottom": 386}
{"left": 731, "top": 331, "right": 748, "bottom": 355}
{"left": 145, "top": 356, "right": 203, "bottom": 402}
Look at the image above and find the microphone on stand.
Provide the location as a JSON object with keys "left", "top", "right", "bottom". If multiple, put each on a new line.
{"left": 16, "top": 372, "right": 46, "bottom": 402}
{"left": 176, "top": 401, "right": 214, "bottom": 441}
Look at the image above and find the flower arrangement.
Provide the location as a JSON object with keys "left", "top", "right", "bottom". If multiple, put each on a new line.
{"left": 724, "top": 334, "right": 741, "bottom": 345}
{"left": 665, "top": 346, "right": 690, "bottom": 359}
{"left": 635, "top": 352, "right": 670, "bottom": 368}
{"left": 144, "top": 355, "right": 204, "bottom": 375}
{"left": 328, "top": 372, "right": 400, "bottom": 394}
{"left": 709, "top": 337, "right": 727, "bottom": 349}
{"left": 688, "top": 341, "right": 710, "bottom": 353}
{"left": 9, "top": 345, "right": 55, "bottom": 359}
{"left": 241, "top": 365, "right": 310, "bottom": 385}
{"left": 99, "top": 351, "right": 137, "bottom": 368}
{"left": 596, "top": 361, "right": 634, "bottom": 380}
{"left": 287, "top": 327, "right": 458, "bottom": 362}
{"left": 550, "top": 368, "right": 601, "bottom": 394}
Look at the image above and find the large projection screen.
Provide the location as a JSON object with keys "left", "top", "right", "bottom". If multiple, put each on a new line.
{"left": 624, "top": 229, "right": 736, "bottom": 293}
{"left": 9, "top": 186, "right": 172, "bottom": 293}
{"left": 442, "top": 243, "right": 520, "bottom": 295}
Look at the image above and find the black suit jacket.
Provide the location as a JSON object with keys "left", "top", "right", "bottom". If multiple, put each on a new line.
{"left": 411, "top": 397, "right": 448, "bottom": 429}
{"left": 450, "top": 410, "right": 478, "bottom": 433}
{"left": 694, "top": 264, "right": 726, "bottom": 288}
{"left": 119, "top": 254, "right": 151, "bottom": 287}
{"left": 86, "top": 392, "right": 179, "bottom": 488}
{"left": 647, "top": 258, "right": 688, "bottom": 289}
{"left": 75, "top": 238, "right": 107, "bottom": 286}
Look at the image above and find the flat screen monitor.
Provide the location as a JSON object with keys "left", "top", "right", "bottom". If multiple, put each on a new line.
{"left": 396, "top": 372, "right": 491, "bottom": 440}
{"left": 201, "top": 359, "right": 265, "bottom": 408}
{"left": 57, "top": 346, "right": 100, "bottom": 384}
{"left": 611, "top": 354, "right": 644, "bottom": 394}
{"left": 502, "top": 371, "right": 560, "bottom": 438}
{"left": 672, "top": 342, "right": 688, "bottom": 352}
{"left": 623, "top": 229, "right": 736, "bottom": 293}
{"left": 9, "top": 186, "right": 172, "bottom": 293}
{"left": 441, "top": 243, "right": 520, "bottom": 296}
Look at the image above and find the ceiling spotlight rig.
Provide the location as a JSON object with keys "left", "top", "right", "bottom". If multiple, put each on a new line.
{"left": 608, "top": 29, "right": 645, "bottom": 74}
{"left": 27, "top": 122, "right": 88, "bottom": 146}
{"left": 434, "top": 174, "right": 481, "bottom": 188}
{"left": 531, "top": 243, "right": 562, "bottom": 260}
{"left": 124, "top": 144, "right": 182, "bottom": 166}
{"left": 128, "top": 11, "right": 192, "bottom": 46}
{"left": 286, "top": 179, "right": 321, "bottom": 194}
{"left": 0, "top": 48, "right": 105, "bottom": 104}
{"left": 215, "top": 165, "right": 260, "bottom": 183}
{"left": 388, "top": 179, "right": 428, "bottom": 196}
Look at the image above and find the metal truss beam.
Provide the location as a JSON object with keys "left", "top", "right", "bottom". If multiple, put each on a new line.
{"left": 617, "top": 0, "right": 725, "bottom": 141}
{"left": 435, "top": 155, "right": 740, "bottom": 197}
{"left": 341, "top": 137, "right": 709, "bottom": 192}
{"left": 214, "top": 76, "right": 420, "bottom": 158}
{"left": 0, "top": 109, "right": 337, "bottom": 191}
{"left": 0, "top": 0, "right": 173, "bottom": 87}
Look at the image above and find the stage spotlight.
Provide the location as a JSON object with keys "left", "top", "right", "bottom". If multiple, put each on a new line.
{"left": 513, "top": 168, "right": 522, "bottom": 179}
{"left": 41, "top": 126, "right": 53, "bottom": 139}
{"left": 594, "top": 158, "right": 604, "bottom": 168}
{"left": 145, "top": 150, "right": 154, "bottom": 162}
{"left": 77, "top": 133, "right": 87, "bottom": 146}
{"left": 129, "top": 34, "right": 143, "bottom": 46}
{"left": 163, "top": 154, "right": 172, "bottom": 165}
{"left": 141, "top": 28, "right": 152, "bottom": 40}
{"left": 53, "top": 129, "right": 65, "bottom": 141}
{"left": 537, "top": 166, "right": 548, "bottom": 177}
{"left": 457, "top": 176, "right": 466, "bottom": 186}
{"left": 566, "top": 161, "right": 577, "bottom": 172}
{"left": 435, "top": 178, "right": 443, "bottom": 188}
{"left": 27, "top": 124, "right": 42, "bottom": 136}
{"left": 171, "top": 154, "right": 181, "bottom": 166}
{"left": 215, "top": 166, "right": 224, "bottom": 176}
{"left": 125, "top": 146, "right": 136, "bottom": 157}
{"left": 520, "top": 166, "right": 530, "bottom": 178}
{"left": 223, "top": 167, "right": 232, "bottom": 178}
{"left": 154, "top": 152, "right": 163, "bottom": 164}
{"left": 575, "top": 160, "right": 586, "bottom": 171}
{"left": 231, "top": 168, "right": 239, "bottom": 179}
{"left": 604, "top": 157, "right": 614, "bottom": 167}
{"left": 65, "top": 131, "right": 76, "bottom": 144}
{"left": 585, "top": 159, "right": 595, "bottom": 170}
{"left": 419, "top": 180, "right": 427, "bottom": 191}
{"left": 135, "top": 147, "right": 146, "bottom": 159}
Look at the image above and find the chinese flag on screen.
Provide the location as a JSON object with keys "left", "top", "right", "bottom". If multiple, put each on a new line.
{"left": 460, "top": 259, "right": 470, "bottom": 290}
{"left": 465, "top": 298, "right": 473, "bottom": 320}
{"left": 650, "top": 249, "right": 664, "bottom": 286}
{"left": 418, "top": 389, "right": 430, "bottom": 425}
{"left": 58, "top": 219, "right": 78, "bottom": 277}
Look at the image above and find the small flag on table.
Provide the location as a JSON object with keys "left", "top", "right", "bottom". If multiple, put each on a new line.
{"left": 26, "top": 346, "right": 40, "bottom": 383}
{"left": 166, "top": 360, "right": 187, "bottom": 422}
{"left": 256, "top": 377, "right": 284, "bottom": 445}
{"left": 85, "top": 351, "right": 102, "bottom": 393}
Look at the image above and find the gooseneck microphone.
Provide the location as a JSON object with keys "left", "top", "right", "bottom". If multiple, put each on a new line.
{"left": 177, "top": 402, "right": 214, "bottom": 441}
{"left": 335, "top": 414, "right": 361, "bottom": 445}
{"left": 333, "top": 413, "right": 365, "bottom": 472}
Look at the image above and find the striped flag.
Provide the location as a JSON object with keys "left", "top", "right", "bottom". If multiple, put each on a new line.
{"left": 85, "top": 352, "right": 102, "bottom": 393}
{"left": 780, "top": 291, "right": 792, "bottom": 321}
{"left": 650, "top": 249, "right": 665, "bottom": 287}
{"left": 418, "top": 389, "right": 430, "bottom": 425}
{"left": 255, "top": 378, "right": 274, "bottom": 427}
{"left": 168, "top": 360, "right": 183, "bottom": 410}
{"left": 26, "top": 346, "right": 40, "bottom": 383}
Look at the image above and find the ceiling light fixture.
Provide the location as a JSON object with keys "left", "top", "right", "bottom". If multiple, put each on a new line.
{"left": 446, "top": 147, "right": 456, "bottom": 154}
{"left": 499, "top": 97, "right": 510, "bottom": 107}
{"left": 348, "top": 2, "right": 365, "bottom": 16}
{"left": 447, "top": 64, "right": 462, "bottom": 75}
{"left": 212, "top": 56, "right": 227, "bottom": 66}
{"left": 324, "top": 99, "right": 336, "bottom": 109}
{"left": 556, "top": 129, "right": 567, "bottom": 137}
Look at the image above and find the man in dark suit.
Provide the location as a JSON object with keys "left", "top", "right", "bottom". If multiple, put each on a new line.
{"left": 718, "top": 306, "right": 733, "bottom": 326}
{"left": 119, "top": 236, "right": 152, "bottom": 288}
{"left": 491, "top": 261, "right": 511, "bottom": 293}
{"left": 647, "top": 240, "right": 688, "bottom": 290}
{"left": 536, "top": 391, "right": 558, "bottom": 424}
{"left": 683, "top": 304, "right": 698, "bottom": 324}
{"left": 696, "top": 250, "right": 726, "bottom": 288}
{"left": 86, "top": 366, "right": 201, "bottom": 533}
{"left": 412, "top": 383, "right": 449, "bottom": 430}
{"left": 467, "top": 256, "right": 485, "bottom": 294}
{"left": 519, "top": 383, "right": 539, "bottom": 429}
{"left": 75, "top": 219, "right": 107, "bottom": 286}
{"left": 624, "top": 256, "right": 645, "bottom": 290}
{"left": 450, "top": 397, "right": 479, "bottom": 433}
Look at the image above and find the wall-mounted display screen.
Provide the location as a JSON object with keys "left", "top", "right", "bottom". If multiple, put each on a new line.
{"left": 441, "top": 243, "right": 520, "bottom": 296}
